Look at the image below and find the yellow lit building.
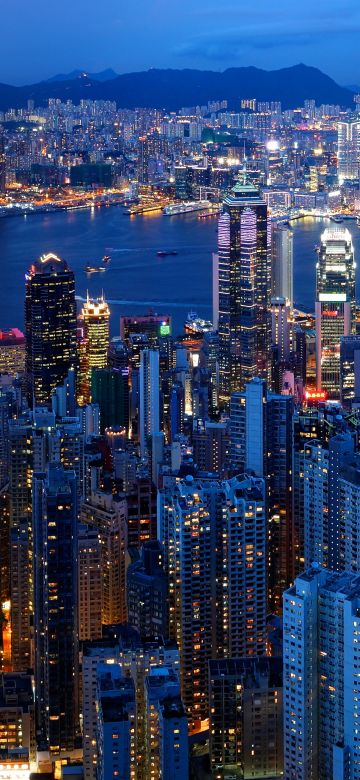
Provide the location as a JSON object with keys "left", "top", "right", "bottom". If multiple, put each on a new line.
{"left": 79, "top": 294, "right": 110, "bottom": 404}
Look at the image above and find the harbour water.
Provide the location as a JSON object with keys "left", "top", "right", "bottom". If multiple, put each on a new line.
{"left": 0, "top": 208, "right": 359, "bottom": 335}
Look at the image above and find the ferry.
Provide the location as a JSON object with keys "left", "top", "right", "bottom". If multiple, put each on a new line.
{"left": 184, "top": 311, "right": 213, "bottom": 335}
{"left": 163, "top": 200, "right": 212, "bottom": 216}
{"left": 102, "top": 255, "right": 111, "bottom": 264}
{"left": 84, "top": 265, "right": 106, "bottom": 274}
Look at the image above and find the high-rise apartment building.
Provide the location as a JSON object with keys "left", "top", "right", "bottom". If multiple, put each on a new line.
{"left": 217, "top": 180, "right": 270, "bottom": 405}
{"left": 96, "top": 663, "right": 136, "bottom": 780}
{"left": 25, "top": 253, "right": 77, "bottom": 406}
{"left": 337, "top": 119, "right": 360, "bottom": 181}
{"left": 32, "top": 463, "right": 78, "bottom": 754}
{"left": 283, "top": 567, "right": 360, "bottom": 780}
{"left": 316, "top": 228, "right": 356, "bottom": 397}
{"left": 126, "top": 540, "right": 168, "bottom": 639}
{"left": 144, "top": 666, "right": 188, "bottom": 780}
{"left": 209, "top": 658, "right": 283, "bottom": 780}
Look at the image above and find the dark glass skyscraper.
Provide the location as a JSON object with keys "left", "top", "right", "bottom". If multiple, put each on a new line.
{"left": 217, "top": 180, "right": 270, "bottom": 405}
{"left": 25, "top": 253, "right": 77, "bottom": 406}
{"left": 33, "top": 463, "right": 78, "bottom": 754}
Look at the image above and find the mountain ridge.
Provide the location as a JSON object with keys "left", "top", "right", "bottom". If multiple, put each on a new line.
{"left": 0, "top": 64, "right": 354, "bottom": 112}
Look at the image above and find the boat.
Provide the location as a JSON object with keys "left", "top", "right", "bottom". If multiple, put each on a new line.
{"left": 102, "top": 255, "right": 111, "bottom": 264}
{"left": 84, "top": 265, "right": 106, "bottom": 274}
{"left": 330, "top": 215, "right": 344, "bottom": 223}
{"left": 156, "top": 250, "right": 178, "bottom": 257}
{"left": 184, "top": 311, "right": 213, "bottom": 335}
{"left": 163, "top": 200, "right": 212, "bottom": 216}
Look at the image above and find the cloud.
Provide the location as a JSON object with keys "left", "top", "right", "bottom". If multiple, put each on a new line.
{"left": 174, "top": 21, "right": 360, "bottom": 61}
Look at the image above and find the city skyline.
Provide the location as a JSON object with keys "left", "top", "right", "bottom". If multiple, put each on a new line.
{"left": 1, "top": 0, "right": 360, "bottom": 85}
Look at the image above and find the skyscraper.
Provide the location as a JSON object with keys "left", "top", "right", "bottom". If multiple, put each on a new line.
{"left": 316, "top": 228, "right": 356, "bottom": 397}
{"left": 217, "top": 180, "right": 270, "bottom": 405}
{"left": 32, "top": 463, "right": 78, "bottom": 754}
{"left": 271, "top": 223, "right": 293, "bottom": 310}
{"left": 139, "top": 348, "right": 160, "bottom": 456}
{"left": 337, "top": 119, "right": 360, "bottom": 181}
{"left": 25, "top": 253, "right": 77, "bottom": 406}
{"left": 80, "top": 294, "right": 110, "bottom": 404}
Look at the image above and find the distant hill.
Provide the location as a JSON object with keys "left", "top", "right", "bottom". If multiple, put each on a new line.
{"left": 0, "top": 64, "right": 354, "bottom": 112}
{"left": 46, "top": 68, "right": 118, "bottom": 83}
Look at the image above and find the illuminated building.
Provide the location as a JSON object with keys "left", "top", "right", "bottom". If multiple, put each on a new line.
{"left": 78, "top": 523, "right": 102, "bottom": 641}
{"left": 120, "top": 313, "right": 171, "bottom": 343}
{"left": 126, "top": 477, "right": 157, "bottom": 548}
{"left": 80, "top": 490, "right": 128, "bottom": 624}
{"left": 192, "top": 419, "right": 228, "bottom": 476}
{"left": 139, "top": 349, "right": 160, "bottom": 457}
{"left": 283, "top": 567, "right": 360, "bottom": 780}
{"left": 25, "top": 253, "right": 77, "bottom": 406}
{"left": 271, "top": 224, "right": 293, "bottom": 310}
{"left": 91, "top": 367, "right": 129, "bottom": 434}
{"left": 271, "top": 296, "right": 290, "bottom": 362}
{"left": 8, "top": 417, "right": 33, "bottom": 672}
{"left": 126, "top": 540, "right": 168, "bottom": 640}
{"left": 209, "top": 658, "right": 283, "bottom": 779}
{"left": 33, "top": 463, "right": 78, "bottom": 754}
{"left": 337, "top": 120, "right": 360, "bottom": 181}
{"left": 96, "top": 663, "right": 136, "bottom": 780}
{"left": 137, "top": 135, "right": 149, "bottom": 184}
{"left": 0, "top": 329, "right": 25, "bottom": 375}
{"left": 158, "top": 474, "right": 267, "bottom": 727}
{"left": 230, "top": 379, "right": 293, "bottom": 612}
{"left": 144, "top": 667, "right": 188, "bottom": 780}
{"left": 0, "top": 390, "right": 14, "bottom": 489}
{"left": 217, "top": 180, "right": 270, "bottom": 405}
{"left": 0, "top": 673, "right": 35, "bottom": 762}
{"left": 316, "top": 228, "right": 356, "bottom": 398}
{"left": 80, "top": 294, "right": 110, "bottom": 404}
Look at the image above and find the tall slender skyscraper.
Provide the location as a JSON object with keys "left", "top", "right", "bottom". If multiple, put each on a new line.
{"left": 217, "top": 180, "right": 270, "bottom": 405}
{"left": 25, "top": 253, "right": 77, "bottom": 406}
{"left": 271, "top": 223, "right": 293, "bottom": 310}
{"left": 33, "top": 464, "right": 78, "bottom": 754}
{"left": 316, "top": 228, "right": 356, "bottom": 397}
{"left": 80, "top": 294, "right": 110, "bottom": 405}
{"left": 139, "top": 348, "right": 160, "bottom": 456}
{"left": 337, "top": 119, "right": 360, "bottom": 181}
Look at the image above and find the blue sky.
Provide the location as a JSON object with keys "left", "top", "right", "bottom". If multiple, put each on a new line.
{"left": 2, "top": 0, "right": 360, "bottom": 84}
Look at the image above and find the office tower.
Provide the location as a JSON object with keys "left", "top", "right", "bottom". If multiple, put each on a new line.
{"left": 80, "top": 294, "right": 110, "bottom": 404}
{"left": 271, "top": 296, "right": 290, "bottom": 362}
{"left": 340, "top": 335, "right": 360, "bottom": 407}
{"left": 8, "top": 417, "right": 33, "bottom": 672}
{"left": 137, "top": 135, "right": 149, "bottom": 183}
{"left": 0, "top": 329, "right": 25, "bottom": 375}
{"left": 200, "top": 331, "right": 219, "bottom": 410}
{"left": 120, "top": 313, "right": 171, "bottom": 343}
{"left": 316, "top": 228, "right": 356, "bottom": 397}
{"left": 303, "top": 431, "right": 354, "bottom": 570}
{"left": 91, "top": 367, "right": 129, "bottom": 434}
{"left": 192, "top": 420, "right": 228, "bottom": 476}
{"left": 127, "top": 540, "right": 168, "bottom": 639}
{"left": 169, "top": 381, "right": 185, "bottom": 440}
{"left": 51, "top": 368, "right": 76, "bottom": 418}
{"left": 32, "top": 464, "right": 78, "bottom": 754}
{"left": 217, "top": 180, "right": 270, "bottom": 405}
{"left": 109, "top": 337, "right": 129, "bottom": 371}
{"left": 80, "top": 490, "right": 128, "bottom": 624}
{"left": 0, "top": 673, "right": 36, "bottom": 762}
{"left": 283, "top": 567, "right": 360, "bottom": 780}
{"left": 25, "top": 253, "right": 77, "bottom": 406}
{"left": 337, "top": 119, "right": 360, "bottom": 181}
{"left": 78, "top": 524, "right": 102, "bottom": 641}
{"left": 230, "top": 378, "right": 293, "bottom": 611}
{"left": 145, "top": 666, "right": 189, "bottom": 780}
{"left": 76, "top": 331, "right": 89, "bottom": 407}
{"left": 209, "top": 658, "right": 283, "bottom": 780}
{"left": 158, "top": 473, "right": 267, "bottom": 726}
{"left": 139, "top": 349, "right": 160, "bottom": 456}
{"left": 271, "top": 224, "right": 293, "bottom": 309}
{"left": 0, "top": 133, "right": 5, "bottom": 192}
{"left": 96, "top": 663, "right": 136, "bottom": 780}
